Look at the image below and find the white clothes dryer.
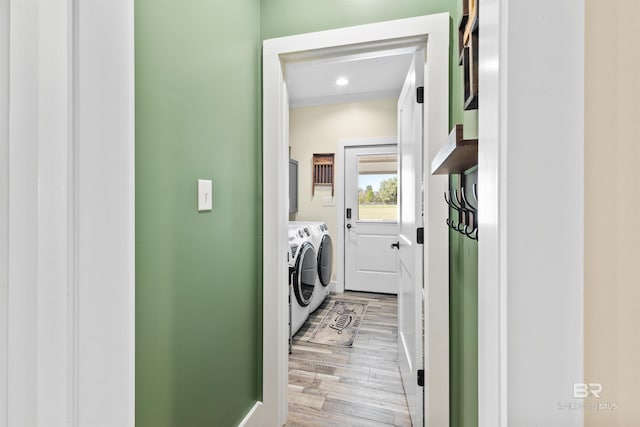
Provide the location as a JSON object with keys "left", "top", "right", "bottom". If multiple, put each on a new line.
{"left": 289, "top": 221, "right": 333, "bottom": 313}
{"left": 287, "top": 225, "right": 316, "bottom": 340}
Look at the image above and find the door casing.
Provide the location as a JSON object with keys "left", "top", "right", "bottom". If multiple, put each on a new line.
{"left": 0, "top": 2, "right": 134, "bottom": 425}
{"left": 477, "top": 1, "right": 585, "bottom": 425}
{"left": 262, "top": 14, "right": 450, "bottom": 426}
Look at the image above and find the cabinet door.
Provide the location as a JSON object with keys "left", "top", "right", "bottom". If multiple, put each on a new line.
{"left": 289, "top": 159, "right": 298, "bottom": 214}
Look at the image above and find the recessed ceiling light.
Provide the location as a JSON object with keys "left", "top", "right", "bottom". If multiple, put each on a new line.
{"left": 335, "top": 77, "right": 349, "bottom": 86}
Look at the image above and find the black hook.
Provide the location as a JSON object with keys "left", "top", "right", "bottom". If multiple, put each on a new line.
{"left": 444, "top": 184, "right": 479, "bottom": 241}
{"left": 444, "top": 190, "right": 465, "bottom": 231}
{"left": 444, "top": 191, "right": 460, "bottom": 209}
{"left": 472, "top": 183, "right": 478, "bottom": 206}
{"left": 444, "top": 191, "right": 458, "bottom": 229}
{"left": 460, "top": 186, "right": 478, "bottom": 240}
{"left": 455, "top": 188, "right": 472, "bottom": 232}
{"left": 465, "top": 226, "right": 478, "bottom": 240}
{"left": 460, "top": 186, "right": 477, "bottom": 212}
{"left": 452, "top": 188, "right": 464, "bottom": 210}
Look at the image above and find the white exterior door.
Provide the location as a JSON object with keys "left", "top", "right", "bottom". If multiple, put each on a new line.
{"left": 396, "top": 53, "right": 425, "bottom": 426}
{"left": 344, "top": 144, "right": 399, "bottom": 294}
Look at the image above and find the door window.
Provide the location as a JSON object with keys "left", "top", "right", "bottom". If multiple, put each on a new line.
{"left": 356, "top": 153, "right": 398, "bottom": 222}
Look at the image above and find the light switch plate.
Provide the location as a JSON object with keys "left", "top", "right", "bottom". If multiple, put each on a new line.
{"left": 322, "top": 196, "right": 334, "bottom": 207}
{"left": 198, "top": 179, "right": 212, "bottom": 211}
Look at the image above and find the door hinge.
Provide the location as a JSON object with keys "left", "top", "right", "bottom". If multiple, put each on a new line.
{"left": 416, "top": 86, "right": 424, "bottom": 104}
{"left": 416, "top": 227, "right": 424, "bottom": 244}
{"left": 417, "top": 369, "right": 425, "bottom": 387}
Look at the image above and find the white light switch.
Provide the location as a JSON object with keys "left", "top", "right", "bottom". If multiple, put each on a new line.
{"left": 322, "top": 196, "right": 334, "bottom": 207}
{"left": 198, "top": 179, "right": 212, "bottom": 211}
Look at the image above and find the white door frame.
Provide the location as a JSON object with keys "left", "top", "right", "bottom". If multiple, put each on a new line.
{"left": 263, "top": 14, "right": 450, "bottom": 426}
{"left": 477, "top": 0, "right": 584, "bottom": 426}
{"left": 1, "top": 1, "right": 134, "bottom": 425}
{"left": 335, "top": 137, "right": 397, "bottom": 294}
{"left": 0, "top": 0, "right": 8, "bottom": 421}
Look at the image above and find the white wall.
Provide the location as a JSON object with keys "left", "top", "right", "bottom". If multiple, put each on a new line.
{"left": 478, "top": 0, "right": 584, "bottom": 426}
{"left": 289, "top": 98, "right": 397, "bottom": 281}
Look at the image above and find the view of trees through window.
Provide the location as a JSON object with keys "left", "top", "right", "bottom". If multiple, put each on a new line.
{"left": 358, "top": 176, "right": 397, "bottom": 205}
{"left": 358, "top": 174, "right": 398, "bottom": 221}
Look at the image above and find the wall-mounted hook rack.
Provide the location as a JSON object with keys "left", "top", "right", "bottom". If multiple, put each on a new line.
{"left": 445, "top": 183, "right": 478, "bottom": 240}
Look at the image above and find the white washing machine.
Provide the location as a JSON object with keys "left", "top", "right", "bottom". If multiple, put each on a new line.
{"left": 287, "top": 225, "right": 316, "bottom": 340}
{"left": 290, "top": 221, "right": 333, "bottom": 313}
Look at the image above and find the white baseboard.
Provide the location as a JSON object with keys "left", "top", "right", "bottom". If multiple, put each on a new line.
{"left": 238, "top": 401, "right": 262, "bottom": 427}
{"left": 330, "top": 280, "right": 341, "bottom": 294}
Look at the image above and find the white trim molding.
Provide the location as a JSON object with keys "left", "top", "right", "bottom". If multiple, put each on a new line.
{"left": 263, "top": 14, "right": 450, "bottom": 427}
{"left": 0, "top": 0, "right": 9, "bottom": 424}
{"left": 75, "top": 0, "right": 135, "bottom": 424}
{"left": 478, "top": 0, "right": 584, "bottom": 426}
{"left": 237, "top": 402, "right": 262, "bottom": 427}
{"left": 2, "top": 0, "right": 134, "bottom": 425}
{"left": 290, "top": 90, "right": 400, "bottom": 108}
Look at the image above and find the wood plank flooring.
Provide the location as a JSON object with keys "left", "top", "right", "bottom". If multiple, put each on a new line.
{"left": 286, "top": 292, "right": 412, "bottom": 427}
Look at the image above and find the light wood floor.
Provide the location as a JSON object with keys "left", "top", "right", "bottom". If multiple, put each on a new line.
{"left": 286, "top": 291, "right": 412, "bottom": 427}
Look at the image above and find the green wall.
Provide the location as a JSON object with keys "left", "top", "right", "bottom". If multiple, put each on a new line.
{"left": 449, "top": 3, "right": 479, "bottom": 427}
{"left": 449, "top": 171, "right": 479, "bottom": 427}
{"left": 135, "top": 1, "right": 261, "bottom": 426}
{"left": 135, "top": 0, "right": 477, "bottom": 425}
{"left": 262, "top": 0, "right": 452, "bottom": 37}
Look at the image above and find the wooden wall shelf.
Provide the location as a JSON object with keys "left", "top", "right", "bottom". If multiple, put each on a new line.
{"left": 431, "top": 124, "right": 478, "bottom": 175}
{"left": 312, "top": 153, "right": 334, "bottom": 195}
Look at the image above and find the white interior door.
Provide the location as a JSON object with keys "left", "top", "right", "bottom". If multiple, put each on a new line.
{"left": 344, "top": 144, "right": 399, "bottom": 294}
{"left": 396, "top": 52, "right": 425, "bottom": 426}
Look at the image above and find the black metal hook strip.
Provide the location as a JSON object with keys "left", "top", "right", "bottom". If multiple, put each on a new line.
{"left": 444, "top": 185, "right": 478, "bottom": 240}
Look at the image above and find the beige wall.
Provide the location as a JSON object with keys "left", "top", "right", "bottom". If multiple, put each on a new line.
{"left": 289, "top": 98, "right": 397, "bottom": 281}
{"left": 585, "top": 0, "right": 640, "bottom": 424}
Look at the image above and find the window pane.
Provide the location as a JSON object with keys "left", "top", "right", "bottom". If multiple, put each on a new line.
{"left": 357, "top": 154, "right": 398, "bottom": 222}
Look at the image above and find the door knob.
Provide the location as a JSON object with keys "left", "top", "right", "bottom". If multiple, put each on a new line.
{"left": 391, "top": 241, "right": 400, "bottom": 249}
{"left": 346, "top": 224, "right": 353, "bottom": 229}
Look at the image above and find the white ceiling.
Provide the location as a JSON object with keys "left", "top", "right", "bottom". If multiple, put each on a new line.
{"left": 285, "top": 50, "right": 414, "bottom": 108}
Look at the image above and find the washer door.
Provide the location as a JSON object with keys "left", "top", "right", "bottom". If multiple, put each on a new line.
{"left": 317, "top": 234, "right": 333, "bottom": 287}
{"left": 294, "top": 241, "right": 316, "bottom": 307}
